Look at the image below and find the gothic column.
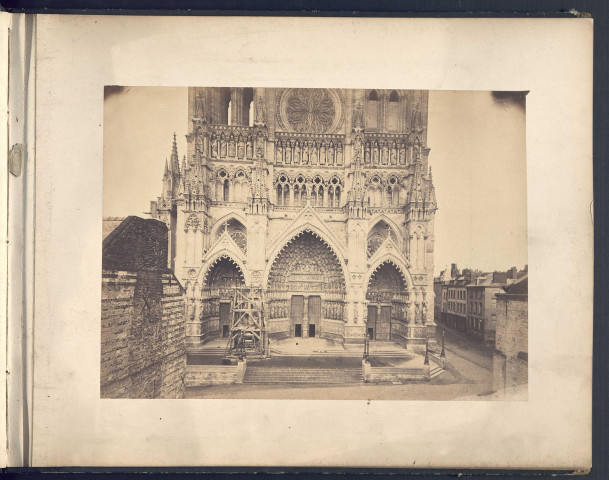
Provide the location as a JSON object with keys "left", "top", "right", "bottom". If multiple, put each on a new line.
{"left": 343, "top": 280, "right": 366, "bottom": 345}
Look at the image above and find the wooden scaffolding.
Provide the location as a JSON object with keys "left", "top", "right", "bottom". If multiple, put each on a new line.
{"left": 223, "top": 287, "right": 269, "bottom": 360}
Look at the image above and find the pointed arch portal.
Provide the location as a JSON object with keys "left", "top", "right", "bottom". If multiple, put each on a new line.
{"left": 266, "top": 230, "right": 347, "bottom": 340}
{"left": 199, "top": 255, "right": 246, "bottom": 340}
{"left": 365, "top": 260, "right": 410, "bottom": 341}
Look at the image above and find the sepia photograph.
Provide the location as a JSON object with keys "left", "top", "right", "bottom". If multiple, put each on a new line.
{"left": 24, "top": 15, "right": 591, "bottom": 469}
{"left": 101, "top": 86, "right": 528, "bottom": 400}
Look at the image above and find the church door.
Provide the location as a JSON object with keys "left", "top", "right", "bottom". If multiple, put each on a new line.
{"left": 379, "top": 305, "right": 392, "bottom": 340}
{"left": 219, "top": 302, "right": 231, "bottom": 337}
{"left": 308, "top": 296, "right": 321, "bottom": 338}
{"left": 291, "top": 295, "right": 304, "bottom": 337}
{"left": 367, "top": 305, "right": 377, "bottom": 340}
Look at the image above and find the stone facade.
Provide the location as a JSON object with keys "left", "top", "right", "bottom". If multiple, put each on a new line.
{"left": 151, "top": 87, "right": 437, "bottom": 347}
{"left": 101, "top": 216, "right": 186, "bottom": 398}
{"left": 435, "top": 265, "right": 527, "bottom": 346}
{"left": 492, "top": 276, "right": 528, "bottom": 392}
{"left": 466, "top": 272, "right": 509, "bottom": 345}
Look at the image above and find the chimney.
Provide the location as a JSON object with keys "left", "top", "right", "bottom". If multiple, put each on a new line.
{"left": 508, "top": 266, "right": 518, "bottom": 280}
{"left": 451, "top": 263, "right": 459, "bottom": 278}
{"left": 493, "top": 271, "right": 508, "bottom": 284}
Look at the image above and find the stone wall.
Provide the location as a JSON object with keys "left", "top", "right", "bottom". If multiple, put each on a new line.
{"left": 101, "top": 217, "right": 186, "bottom": 399}
{"left": 493, "top": 295, "right": 528, "bottom": 392}
{"left": 363, "top": 361, "right": 429, "bottom": 382}
{"left": 101, "top": 270, "right": 186, "bottom": 398}
{"left": 185, "top": 365, "right": 238, "bottom": 386}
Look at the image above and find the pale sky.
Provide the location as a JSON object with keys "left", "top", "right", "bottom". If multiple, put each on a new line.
{"left": 103, "top": 88, "right": 527, "bottom": 275}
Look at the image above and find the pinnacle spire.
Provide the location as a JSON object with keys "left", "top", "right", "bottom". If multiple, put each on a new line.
{"left": 170, "top": 132, "right": 180, "bottom": 175}
{"left": 164, "top": 158, "right": 169, "bottom": 176}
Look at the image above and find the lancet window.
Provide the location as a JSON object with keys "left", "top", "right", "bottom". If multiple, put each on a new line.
{"left": 273, "top": 173, "right": 343, "bottom": 208}
{"left": 366, "top": 175, "right": 402, "bottom": 207}
{"left": 387, "top": 90, "right": 399, "bottom": 131}
{"left": 366, "top": 90, "right": 380, "bottom": 130}
{"left": 215, "top": 169, "right": 249, "bottom": 203}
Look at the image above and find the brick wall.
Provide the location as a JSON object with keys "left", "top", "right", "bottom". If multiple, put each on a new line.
{"left": 493, "top": 295, "right": 528, "bottom": 391}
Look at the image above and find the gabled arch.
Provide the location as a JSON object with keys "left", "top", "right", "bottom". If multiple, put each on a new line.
{"left": 209, "top": 212, "right": 248, "bottom": 239}
{"left": 367, "top": 223, "right": 399, "bottom": 258}
{"left": 367, "top": 215, "right": 403, "bottom": 252}
{"left": 198, "top": 251, "right": 249, "bottom": 287}
{"left": 266, "top": 206, "right": 348, "bottom": 260}
{"left": 368, "top": 214, "right": 402, "bottom": 237}
{"left": 365, "top": 254, "right": 413, "bottom": 292}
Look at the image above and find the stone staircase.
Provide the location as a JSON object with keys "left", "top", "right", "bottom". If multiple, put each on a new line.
{"left": 269, "top": 348, "right": 360, "bottom": 357}
{"left": 243, "top": 366, "right": 364, "bottom": 384}
{"left": 429, "top": 365, "right": 446, "bottom": 379}
{"left": 188, "top": 344, "right": 226, "bottom": 355}
{"left": 368, "top": 350, "right": 412, "bottom": 358}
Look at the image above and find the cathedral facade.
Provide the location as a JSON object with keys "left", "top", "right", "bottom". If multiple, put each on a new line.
{"left": 151, "top": 87, "right": 437, "bottom": 348}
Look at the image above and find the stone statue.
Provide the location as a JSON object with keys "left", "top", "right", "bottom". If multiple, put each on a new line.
{"left": 255, "top": 99, "right": 266, "bottom": 124}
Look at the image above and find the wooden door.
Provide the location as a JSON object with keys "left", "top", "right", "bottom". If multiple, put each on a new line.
{"left": 290, "top": 295, "right": 304, "bottom": 337}
{"left": 379, "top": 305, "right": 392, "bottom": 340}
{"left": 367, "top": 305, "right": 377, "bottom": 340}
{"left": 308, "top": 296, "right": 321, "bottom": 337}
{"left": 219, "top": 302, "right": 231, "bottom": 337}
{"left": 308, "top": 324, "right": 316, "bottom": 337}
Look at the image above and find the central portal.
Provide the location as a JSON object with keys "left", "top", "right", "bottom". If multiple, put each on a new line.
{"left": 267, "top": 230, "right": 347, "bottom": 340}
